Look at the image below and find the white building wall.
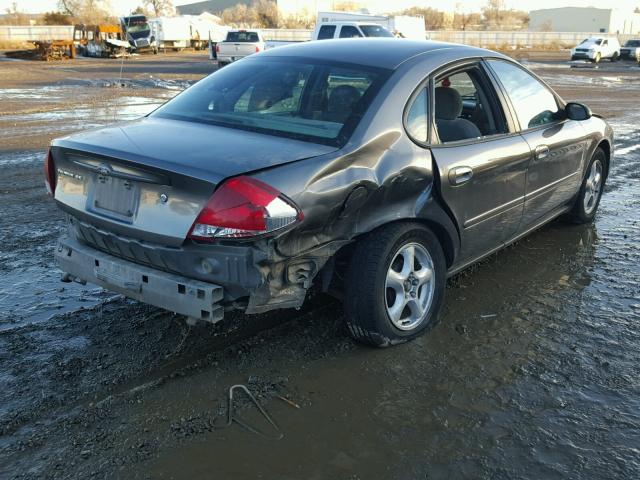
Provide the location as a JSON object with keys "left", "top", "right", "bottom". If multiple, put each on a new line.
{"left": 529, "top": 7, "right": 613, "bottom": 33}
{"left": 609, "top": 9, "right": 640, "bottom": 34}
{"left": 530, "top": 7, "right": 640, "bottom": 34}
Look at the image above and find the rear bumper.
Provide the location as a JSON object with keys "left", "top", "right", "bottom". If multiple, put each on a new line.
{"left": 55, "top": 236, "right": 224, "bottom": 323}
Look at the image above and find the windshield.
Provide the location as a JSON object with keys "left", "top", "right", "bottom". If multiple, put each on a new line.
{"left": 152, "top": 58, "right": 389, "bottom": 147}
{"left": 360, "top": 25, "right": 394, "bottom": 38}
{"left": 225, "top": 31, "right": 259, "bottom": 42}
{"left": 580, "top": 38, "right": 602, "bottom": 45}
{"left": 625, "top": 40, "right": 640, "bottom": 47}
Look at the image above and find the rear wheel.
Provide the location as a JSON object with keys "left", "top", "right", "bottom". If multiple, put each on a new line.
{"left": 343, "top": 223, "right": 446, "bottom": 347}
{"left": 593, "top": 52, "right": 601, "bottom": 63}
{"left": 568, "top": 148, "right": 606, "bottom": 223}
{"left": 611, "top": 52, "right": 619, "bottom": 62}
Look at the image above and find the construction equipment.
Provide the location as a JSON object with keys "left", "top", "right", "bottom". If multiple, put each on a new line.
{"left": 4, "top": 40, "right": 75, "bottom": 61}
{"left": 73, "top": 24, "right": 132, "bottom": 58}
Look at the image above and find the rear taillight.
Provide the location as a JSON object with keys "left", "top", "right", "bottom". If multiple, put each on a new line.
{"left": 255, "top": 45, "right": 261, "bottom": 52}
{"left": 44, "top": 149, "right": 56, "bottom": 196}
{"left": 215, "top": 45, "right": 220, "bottom": 53}
{"left": 188, "top": 176, "right": 303, "bottom": 241}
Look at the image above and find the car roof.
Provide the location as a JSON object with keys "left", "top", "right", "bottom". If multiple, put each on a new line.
{"left": 260, "top": 38, "right": 494, "bottom": 70}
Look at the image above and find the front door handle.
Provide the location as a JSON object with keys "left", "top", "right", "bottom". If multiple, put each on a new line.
{"left": 449, "top": 166, "right": 473, "bottom": 186}
{"left": 535, "top": 145, "right": 550, "bottom": 160}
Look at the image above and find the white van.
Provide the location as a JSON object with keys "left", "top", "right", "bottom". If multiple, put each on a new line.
{"left": 570, "top": 37, "right": 621, "bottom": 63}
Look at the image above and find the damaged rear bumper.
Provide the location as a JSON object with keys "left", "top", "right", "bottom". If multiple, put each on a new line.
{"left": 55, "top": 236, "right": 225, "bottom": 323}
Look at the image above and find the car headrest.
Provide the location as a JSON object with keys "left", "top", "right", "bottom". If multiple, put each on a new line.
{"left": 435, "top": 86, "right": 463, "bottom": 121}
{"left": 328, "top": 85, "right": 361, "bottom": 113}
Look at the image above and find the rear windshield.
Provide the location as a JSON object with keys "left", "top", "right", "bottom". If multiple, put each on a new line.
{"left": 225, "top": 31, "right": 259, "bottom": 42}
{"left": 360, "top": 25, "right": 394, "bottom": 38}
{"left": 152, "top": 58, "right": 389, "bottom": 147}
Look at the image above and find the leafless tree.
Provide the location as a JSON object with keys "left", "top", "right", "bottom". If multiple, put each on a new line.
{"left": 221, "top": 1, "right": 278, "bottom": 28}
{"left": 57, "top": 0, "right": 115, "bottom": 23}
{"left": 143, "top": 0, "right": 174, "bottom": 17}
{"left": 481, "top": 0, "right": 528, "bottom": 30}
{"left": 1, "top": 2, "right": 30, "bottom": 25}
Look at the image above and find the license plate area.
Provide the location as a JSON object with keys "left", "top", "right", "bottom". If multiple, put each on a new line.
{"left": 94, "top": 259, "right": 141, "bottom": 293}
{"left": 88, "top": 174, "right": 140, "bottom": 223}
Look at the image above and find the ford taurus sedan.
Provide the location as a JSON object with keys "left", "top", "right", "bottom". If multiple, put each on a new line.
{"left": 49, "top": 39, "right": 613, "bottom": 347}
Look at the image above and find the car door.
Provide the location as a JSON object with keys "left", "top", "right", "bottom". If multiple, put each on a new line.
{"left": 417, "top": 62, "right": 531, "bottom": 266}
{"left": 485, "top": 59, "right": 587, "bottom": 229}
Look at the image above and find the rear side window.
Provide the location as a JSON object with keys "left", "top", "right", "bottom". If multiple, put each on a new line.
{"left": 339, "top": 26, "right": 362, "bottom": 38}
{"left": 317, "top": 25, "right": 336, "bottom": 40}
{"left": 225, "top": 31, "right": 259, "bottom": 42}
{"left": 487, "top": 60, "right": 561, "bottom": 130}
{"left": 406, "top": 89, "right": 428, "bottom": 142}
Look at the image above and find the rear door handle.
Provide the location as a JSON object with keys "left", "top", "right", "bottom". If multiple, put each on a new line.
{"left": 449, "top": 166, "right": 473, "bottom": 186}
{"left": 535, "top": 145, "right": 550, "bottom": 160}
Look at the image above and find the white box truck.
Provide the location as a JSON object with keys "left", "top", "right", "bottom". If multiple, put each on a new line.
{"left": 315, "top": 11, "right": 426, "bottom": 40}
{"left": 150, "top": 14, "right": 229, "bottom": 51}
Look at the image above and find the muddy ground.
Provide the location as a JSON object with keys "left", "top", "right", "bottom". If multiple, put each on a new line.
{"left": 0, "top": 52, "right": 639, "bottom": 479}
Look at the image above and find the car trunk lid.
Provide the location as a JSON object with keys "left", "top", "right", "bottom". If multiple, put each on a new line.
{"left": 51, "top": 117, "right": 335, "bottom": 247}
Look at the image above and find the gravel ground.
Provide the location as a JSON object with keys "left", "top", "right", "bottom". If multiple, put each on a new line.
{"left": 0, "top": 52, "right": 639, "bottom": 479}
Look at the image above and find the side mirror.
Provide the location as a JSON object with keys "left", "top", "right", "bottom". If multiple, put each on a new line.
{"left": 565, "top": 102, "right": 592, "bottom": 121}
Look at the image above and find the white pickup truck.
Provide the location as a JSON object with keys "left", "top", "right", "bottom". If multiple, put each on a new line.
{"left": 216, "top": 30, "right": 265, "bottom": 66}
{"left": 215, "top": 21, "right": 398, "bottom": 66}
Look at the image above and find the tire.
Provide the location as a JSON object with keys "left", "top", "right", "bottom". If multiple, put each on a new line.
{"left": 593, "top": 52, "right": 601, "bottom": 63}
{"left": 343, "top": 223, "right": 446, "bottom": 347}
{"left": 611, "top": 52, "right": 619, "bottom": 62}
{"left": 568, "top": 147, "right": 606, "bottom": 223}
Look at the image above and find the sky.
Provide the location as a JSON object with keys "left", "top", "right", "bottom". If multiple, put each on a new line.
{"left": 1, "top": 0, "right": 639, "bottom": 16}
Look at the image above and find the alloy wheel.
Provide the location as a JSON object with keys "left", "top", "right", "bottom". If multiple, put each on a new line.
{"left": 583, "top": 159, "right": 603, "bottom": 215}
{"left": 385, "top": 242, "right": 436, "bottom": 331}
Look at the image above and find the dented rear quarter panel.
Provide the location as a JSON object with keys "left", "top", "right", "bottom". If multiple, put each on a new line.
{"left": 251, "top": 49, "right": 507, "bottom": 269}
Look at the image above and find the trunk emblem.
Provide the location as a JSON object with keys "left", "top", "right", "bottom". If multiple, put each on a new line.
{"left": 160, "top": 193, "right": 169, "bottom": 203}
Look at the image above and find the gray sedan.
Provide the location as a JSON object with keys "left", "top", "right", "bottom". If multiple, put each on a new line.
{"left": 49, "top": 39, "right": 612, "bottom": 347}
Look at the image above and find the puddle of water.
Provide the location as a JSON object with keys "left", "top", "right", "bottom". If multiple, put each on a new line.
{"left": 0, "top": 263, "right": 119, "bottom": 332}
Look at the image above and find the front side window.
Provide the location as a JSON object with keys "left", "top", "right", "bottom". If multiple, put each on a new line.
{"left": 152, "top": 58, "right": 389, "bottom": 147}
{"left": 339, "top": 26, "right": 362, "bottom": 38}
{"left": 317, "top": 25, "right": 336, "bottom": 40}
{"left": 487, "top": 60, "right": 561, "bottom": 130}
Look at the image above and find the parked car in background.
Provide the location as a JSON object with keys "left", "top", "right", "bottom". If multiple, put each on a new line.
{"left": 216, "top": 29, "right": 264, "bottom": 66}
{"left": 49, "top": 40, "right": 613, "bottom": 347}
{"left": 620, "top": 39, "right": 640, "bottom": 61}
{"left": 570, "top": 36, "right": 620, "bottom": 63}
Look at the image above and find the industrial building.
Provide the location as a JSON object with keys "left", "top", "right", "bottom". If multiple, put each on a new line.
{"left": 529, "top": 7, "right": 640, "bottom": 34}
